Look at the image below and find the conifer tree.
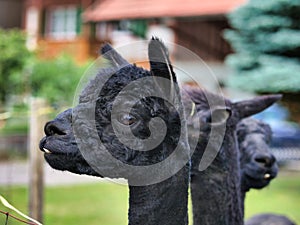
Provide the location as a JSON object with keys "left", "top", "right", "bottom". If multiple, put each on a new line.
{"left": 224, "top": 0, "right": 300, "bottom": 93}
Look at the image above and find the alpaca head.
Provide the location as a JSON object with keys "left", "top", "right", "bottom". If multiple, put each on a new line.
{"left": 39, "top": 38, "right": 189, "bottom": 185}
{"left": 237, "top": 118, "right": 278, "bottom": 192}
{"left": 185, "top": 86, "right": 281, "bottom": 171}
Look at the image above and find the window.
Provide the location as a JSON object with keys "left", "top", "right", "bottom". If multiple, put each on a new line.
{"left": 46, "top": 6, "right": 79, "bottom": 40}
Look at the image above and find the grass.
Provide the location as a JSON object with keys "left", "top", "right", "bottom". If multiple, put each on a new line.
{"left": 0, "top": 182, "right": 129, "bottom": 225}
{"left": 0, "top": 171, "right": 299, "bottom": 225}
{"left": 45, "top": 183, "right": 129, "bottom": 225}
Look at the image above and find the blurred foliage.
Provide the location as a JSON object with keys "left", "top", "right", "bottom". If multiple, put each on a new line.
{"left": 29, "top": 55, "right": 88, "bottom": 108}
{"left": 0, "top": 119, "right": 28, "bottom": 135}
{"left": 224, "top": 0, "right": 300, "bottom": 93}
{"left": 0, "top": 28, "right": 92, "bottom": 135}
{"left": 0, "top": 29, "right": 32, "bottom": 106}
{"left": 0, "top": 28, "right": 90, "bottom": 110}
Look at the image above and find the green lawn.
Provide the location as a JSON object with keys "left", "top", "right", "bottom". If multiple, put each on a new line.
{"left": 0, "top": 171, "right": 299, "bottom": 225}
{"left": 0, "top": 182, "right": 129, "bottom": 225}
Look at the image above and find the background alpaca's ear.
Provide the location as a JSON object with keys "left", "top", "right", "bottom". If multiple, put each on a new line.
{"left": 148, "top": 37, "right": 177, "bottom": 98}
{"left": 100, "top": 43, "right": 129, "bottom": 67}
{"left": 234, "top": 94, "right": 282, "bottom": 119}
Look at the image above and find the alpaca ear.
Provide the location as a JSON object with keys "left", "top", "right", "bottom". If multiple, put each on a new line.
{"left": 148, "top": 37, "right": 177, "bottom": 98}
{"left": 100, "top": 43, "right": 129, "bottom": 67}
{"left": 234, "top": 94, "right": 282, "bottom": 119}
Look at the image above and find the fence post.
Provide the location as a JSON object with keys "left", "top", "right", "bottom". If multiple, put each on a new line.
{"left": 28, "top": 98, "right": 48, "bottom": 223}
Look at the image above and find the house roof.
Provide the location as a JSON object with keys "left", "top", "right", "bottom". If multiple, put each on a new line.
{"left": 83, "top": 0, "right": 246, "bottom": 22}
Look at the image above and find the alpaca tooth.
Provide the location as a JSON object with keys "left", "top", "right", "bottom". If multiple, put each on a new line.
{"left": 264, "top": 173, "right": 271, "bottom": 179}
{"left": 43, "top": 148, "right": 52, "bottom": 154}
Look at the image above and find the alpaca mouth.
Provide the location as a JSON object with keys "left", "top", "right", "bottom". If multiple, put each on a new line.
{"left": 245, "top": 170, "right": 276, "bottom": 183}
{"left": 39, "top": 137, "right": 54, "bottom": 154}
{"left": 244, "top": 162, "right": 278, "bottom": 182}
{"left": 40, "top": 145, "right": 64, "bottom": 155}
{"left": 39, "top": 136, "right": 72, "bottom": 156}
{"left": 40, "top": 136, "right": 100, "bottom": 176}
{"left": 245, "top": 174, "right": 270, "bottom": 189}
{"left": 42, "top": 147, "right": 52, "bottom": 154}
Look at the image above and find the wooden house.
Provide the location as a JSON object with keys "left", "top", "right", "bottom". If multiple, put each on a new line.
{"left": 23, "top": 0, "right": 106, "bottom": 63}
{"left": 22, "top": 0, "right": 246, "bottom": 63}
{"left": 0, "top": 0, "right": 23, "bottom": 29}
{"left": 83, "top": 0, "right": 246, "bottom": 62}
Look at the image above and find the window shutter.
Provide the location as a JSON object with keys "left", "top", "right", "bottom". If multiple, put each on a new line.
{"left": 130, "top": 20, "right": 147, "bottom": 38}
{"left": 76, "top": 7, "right": 82, "bottom": 35}
{"left": 40, "top": 8, "right": 47, "bottom": 37}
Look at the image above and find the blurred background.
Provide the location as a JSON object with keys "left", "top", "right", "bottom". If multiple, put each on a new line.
{"left": 0, "top": 0, "right": 299, "bottom": 224}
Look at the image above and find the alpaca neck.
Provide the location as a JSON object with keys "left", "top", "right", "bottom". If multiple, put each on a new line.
{"left": 128, "top": 165, "right": 189, "bottom": 225}
{"left": 241, "top": 190, "right": 246, "bottom": 218}
{"left": 191, "top": 131, "right": 243, "bottom": 225}
{"left": 240, "top": 168, "right": 252, "bottom": 218}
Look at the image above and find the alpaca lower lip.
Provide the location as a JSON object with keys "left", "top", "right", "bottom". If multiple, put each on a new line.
{"left": 245, "top": 172, "right": 271, "bottom": 182}
{"left": 43, "top": 148, "right": 52, "bottom": 154}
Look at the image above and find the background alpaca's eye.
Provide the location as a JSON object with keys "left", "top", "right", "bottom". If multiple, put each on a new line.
{"left": 207, "top": 108, "right": 231, "bottom": 125}
{"left": 118, "top": 113, "right": 137, "bottom": 125}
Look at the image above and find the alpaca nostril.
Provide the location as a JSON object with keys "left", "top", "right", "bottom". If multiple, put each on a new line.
{"left": 254, "top": 154, "right": 275, "bottom": 168}
{"left": 44, "top": 121, "right": 66, "bottom": 136}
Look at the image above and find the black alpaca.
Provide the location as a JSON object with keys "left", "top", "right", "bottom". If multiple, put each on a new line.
{"left": 185, "top": 89, "right": 293, "bottom": 225}
{"left": 238, "top": 120, "right": 296, "bottom": 225}
{"left": 40, "top": 38, "right": 190, "bottom": 225}
{"left": 246, "top": 213, "right": 297, "bottom": 225}
{"left": 237, "top": 118, "right": 278, "bottom": 204}
{"left": 184, "top": 87, "right": 281, "bottom": 225}
{"left": 190, "top": 117, "right": 279, "bottom": 220}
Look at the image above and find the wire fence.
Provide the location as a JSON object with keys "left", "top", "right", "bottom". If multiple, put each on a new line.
{"left": 0, "top": 195, "right": 42, "bottom": 225}
{"left": 0, "top": 210, "right": 38, "bottom": 225}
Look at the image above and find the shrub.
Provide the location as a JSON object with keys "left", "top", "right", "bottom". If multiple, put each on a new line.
{"left": 29, "top": 55, "right": 89, "bottom": 108}
{"left": 0, "top": 29, "right": 31, "bottom": 106}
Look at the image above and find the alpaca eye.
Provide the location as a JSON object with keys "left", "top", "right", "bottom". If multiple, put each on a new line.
{"left": 208, "top": 108, "right": 231, "bottom": 125}
{"left": 118, "top": 113, "right": 137, "bottom": 126}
